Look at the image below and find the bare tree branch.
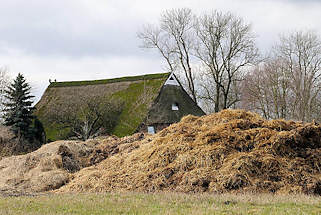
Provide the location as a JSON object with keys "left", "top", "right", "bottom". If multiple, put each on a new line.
{"left": 194, "top": 11, "right": 259, "bottom": 112}
{"left": 138, "top": 8, "right": 198, "bottom": 103}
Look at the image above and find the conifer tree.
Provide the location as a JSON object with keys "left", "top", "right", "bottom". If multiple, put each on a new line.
{"left": 3, "top": 73, "right": 35, "bottom": 140}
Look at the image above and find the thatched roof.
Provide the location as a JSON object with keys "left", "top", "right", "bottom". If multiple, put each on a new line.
{"left": 48, "top": 73, "right": 169, "bottom": 88}
{"left": 36, "top": 72, "right": 206, "bottom": 141}
{"left": 36, "top": 73, "right": 169, "bottom": 141}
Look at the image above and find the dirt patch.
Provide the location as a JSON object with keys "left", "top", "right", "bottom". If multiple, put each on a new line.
{"left": 57, "top": 109, "right": 321, "bottom": 195}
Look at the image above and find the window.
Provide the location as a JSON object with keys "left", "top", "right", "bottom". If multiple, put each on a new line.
{"left": 172, "top": 103, "right": 179, "bottom": 111}
{"left": 147, "top": 126, "right": 155, "bottom": 134}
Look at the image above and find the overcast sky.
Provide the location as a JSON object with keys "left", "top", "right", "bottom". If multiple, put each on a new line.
{"left": 0, "top": 0, "right": 321, "bottom": 102}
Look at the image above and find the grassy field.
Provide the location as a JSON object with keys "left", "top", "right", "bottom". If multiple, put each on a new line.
{"left": 0, "top": 192, "right": 320, "bottom": 215}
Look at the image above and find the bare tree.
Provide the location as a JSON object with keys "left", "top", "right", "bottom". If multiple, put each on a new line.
{"left": 138, "top": 8, "right": 198, "bottom": 103}
{"left": 242, "top": 58, "right": 291, "bottom": 119}
{"left": 242, "top": 31, "right": 321, "bottom": 122}
{"left": 194, "top": 11, "right": 259, "bottom": 112}
{"left": 48, "top": 96, "right": 124, "bottom": 141}
{"left": 0, "top": 67, "right": 10, "bottom": 122}
{"left": 138, "top": 9, "right": 259, "bottom": 111}
{"left": 277, "top": 31, "right": 321, "bottom": 122}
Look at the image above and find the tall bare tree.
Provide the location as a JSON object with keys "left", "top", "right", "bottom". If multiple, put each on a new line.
{"left": 138, "top": 8, "right": 198, "bottom": 103}
{"left": 194, "top": 11, "right": 259, "bottom": 112}
{"left": 242, "top": 31, "right": 321, "bottom": 122}
{"left": 277, "top": 31, "right": 321, "bottom": 122}
{"left": 242, "top": 58, "right": 291, "bottom": 119}
{"left": 138, "top": 9, "right": 259, "bottom": 111}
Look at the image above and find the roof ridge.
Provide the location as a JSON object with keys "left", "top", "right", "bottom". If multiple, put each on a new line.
{"left": 49, "top": 72, "right": 170, "bottom": 88}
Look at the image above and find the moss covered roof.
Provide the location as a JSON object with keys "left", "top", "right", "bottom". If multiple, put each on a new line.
{"left": 48, "top": 73, "right": 169, "bottom": 88}
{"left": 36, "top": 72, "right": 206, "bottom": 141}
{"left": 36, "top": 73, "right": 169, "bottom": 140}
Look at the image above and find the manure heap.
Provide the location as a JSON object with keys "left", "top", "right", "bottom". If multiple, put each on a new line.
{"left": 0, "top": 140, "right": 97, "bottom": 195}
{"left": 58, "top": 109, "right": 321, "bottom": 195}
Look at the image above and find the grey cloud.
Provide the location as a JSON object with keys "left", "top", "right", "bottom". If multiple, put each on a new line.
{"left": 1, "top": 0, "right": 320, "bottom": 59}
{"left": 0, "top": 0, "right": 147, "bottom": 58}
{"left": 0, "top": 24, "right": 143, "bottom": 57}
{"left": 256, "top": 0, "right": 320, "bottom": 2}
{"left": 286, "top": 0, "right": 321, "bottom": 1}
{"left": 0, "top": 0, "right": 320, "bottom": 104}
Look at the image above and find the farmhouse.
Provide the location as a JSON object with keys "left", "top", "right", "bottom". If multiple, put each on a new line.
{"left": 138, "top": 73, "right": 205, "bottom": 134}
{"left": 35, "top": 72, "right": 205, "bottom": 141}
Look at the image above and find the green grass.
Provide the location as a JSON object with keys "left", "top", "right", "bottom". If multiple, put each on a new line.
{"left": 0, "top": 192, "right": 320, "bottom": 215}
{"left": 49, "top": 73, "right": 169, "bottom": 88}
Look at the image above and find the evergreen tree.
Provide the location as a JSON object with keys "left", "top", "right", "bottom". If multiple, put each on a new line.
{"left": 3, "top": 73, "right": 35, "bottom": 140}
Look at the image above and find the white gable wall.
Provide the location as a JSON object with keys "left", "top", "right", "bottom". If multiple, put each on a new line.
{"left": 164, "top": 73, "right": 180, "bottom": 86}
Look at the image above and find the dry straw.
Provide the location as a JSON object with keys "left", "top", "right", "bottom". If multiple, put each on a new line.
{"left": 0, "top": 140, "right": 98, "bottom": 194}
{"left": 57, "top": 109, "right": 321, "bottom": 195}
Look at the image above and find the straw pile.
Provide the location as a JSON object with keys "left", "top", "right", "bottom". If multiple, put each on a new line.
{"left": 57, "top": 109, "right": 321, "bottom": 195}
{"left": 89, "top": 133, "right": 145, "bottom": 165}
{"left": 0, "top": 140, "right": 97, "bottom": 194}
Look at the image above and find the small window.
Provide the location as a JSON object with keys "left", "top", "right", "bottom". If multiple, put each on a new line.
{"left": 169, "top": 77, "right": 174, "bottom": 80}
{"left": 172, "top": 103, "right": 179, "bottom": 111}
{"left": 147, "top": 126, "right": 155, "bottom": 134}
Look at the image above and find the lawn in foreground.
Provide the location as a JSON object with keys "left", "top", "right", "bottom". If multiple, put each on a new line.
{"left": 0, "top": 192, "right": 320, "bottom": 215}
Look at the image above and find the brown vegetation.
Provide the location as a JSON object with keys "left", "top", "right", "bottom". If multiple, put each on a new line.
{"left": 57, "top": 109, "right": 321, "bottom": 195}
{"left": 1, "top": 109, "right": 321, "bottom": 195}
{"left": 0, "top": 140, "right": 97, "bottom": 194}
{"left": 0, "top": 125, "right": 44, "bottom": 156}
{"left": 0, "top": 126, "right": 20, "bottom": 156}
